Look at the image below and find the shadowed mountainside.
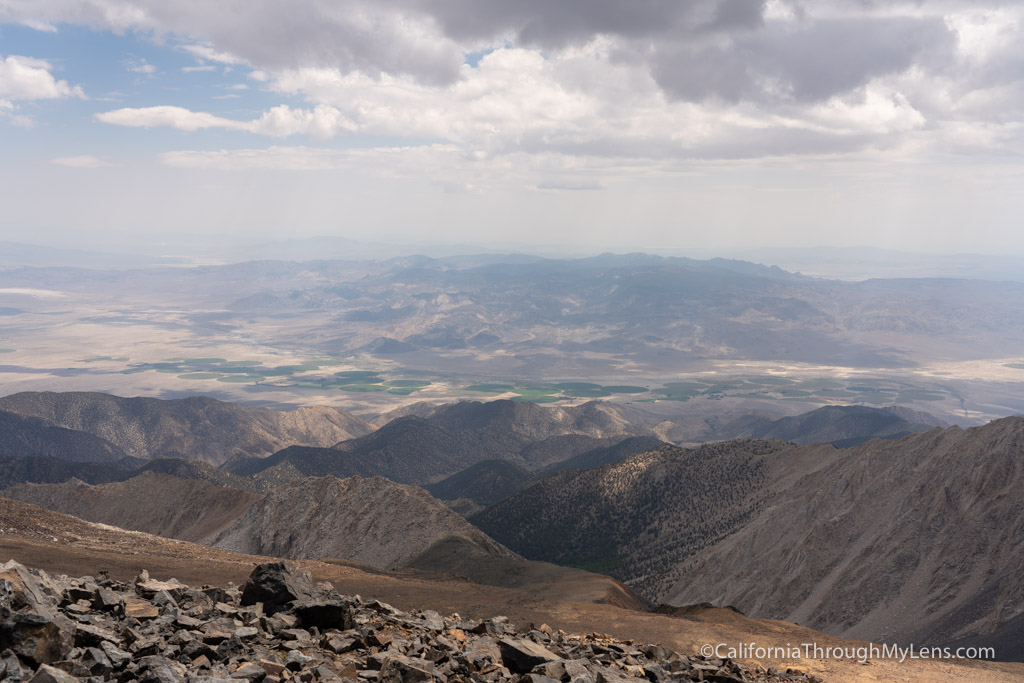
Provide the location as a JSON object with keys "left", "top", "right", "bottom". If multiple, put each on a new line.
{"left": 472, "top": 440, "right": 781, "bottom": 598}
{"left": 0, "top": 409, "right": 129, "bottom": 463}
{"left": 668, "top": 418, "right": 1024, "bottom": 658}
{"left": 473, "top": 419, "right": 1024, "bottom": 658}
{"left": 0, "top": 454, "right": 132, "bottom": 489}
{"left": 0, "top": 391, "right": 371, "bottom": 466}
{"left": 426, "top": 436, "right": 668, "bottom": 507}
{"left": 3, "top": 471, "right": 262, "bottom": 543}
{"left": 209, "top": 475, "right": 517, "bottom": 570}
{"left": 710, "top": 404, "right": 946, "bottom": 447}
{"left": 227, "top": 400, "right": 651, "bottom": 486}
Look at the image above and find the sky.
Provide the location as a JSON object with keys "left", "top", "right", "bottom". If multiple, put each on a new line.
{"left": 2, "top": 0, "right": 1024, "bottom": 256}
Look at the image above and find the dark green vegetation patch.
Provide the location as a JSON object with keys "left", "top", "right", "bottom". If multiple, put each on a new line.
{"left": 602, "top": 386, "right": 648, "bottom": 394}
{"left": 465, "top": 384, "right": 515, "bottom": 392}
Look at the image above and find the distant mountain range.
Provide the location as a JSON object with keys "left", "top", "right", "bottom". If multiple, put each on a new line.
{"left": 5, "top": 253, "right": 1024, "bottom": 376}
{"left": 225, "top": 399, "right": 651, "bottom": 486}
{"left": 0, "top": 392, "right": 370, "bottom": 466}
{"left": 709, "top": 404, "right": 947, "bottom": 448}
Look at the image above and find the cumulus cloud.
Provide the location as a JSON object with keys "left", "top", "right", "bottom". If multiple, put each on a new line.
{"left": 96, "top": 103, "right": 357, "bottom": 139}
{"left": 6, "top": 1, "right": 1024, "bottom": 159}
{"left": 0, "top": 54, "right": 84, "bottom": 100}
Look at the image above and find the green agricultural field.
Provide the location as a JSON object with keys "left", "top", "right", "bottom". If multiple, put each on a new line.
{"left": 813, "top": 390, "right": 859, "bottom": 398}
{"left": 511, "top": 394, "right": 562, "bottom": 403}
{"left": 386, "top": 387, "right": 422, "bottom": 395}
{"left": 385, "top": 380, "right": 431, "bottom": 387}
{"left": 465, "top": 383, "right": 515, "bottom": 392}
{"left": 335, "top": 370, "right": 383, "bottom": 380}
{"left": 511, "top": 388, "right": 562, "bottom": 401}
{"left": 562, "top": 388, "right": 611, "bottom": 398}
{"left": 250, "top": 367, "right": 295, "bottom": 376}
{"left": 275, "top": 363, "right": 326, "bottom": 372}
{"left": 177, "top": 373, "right": 224, "bottom": 380}
{"left": 216, "top": 376, "right": 258, "bottom": 383}
{"left": 654, "top": 382, "right": 709, "bottom": 399}
{"left": 221, "top": 360, "right": 263, "bottom": 366}
{"left": 554, "top": 382, "right": 603, "bottom": 391}
{"left": 1004, "top": 363, "right": 1024, "bottom": 370}
{"left": 602, "top": 385, "right": 648, "bottom": 393}
{"left": 339, "top": 384, "right": 388, "bottom": 392}
{"left": 857, "top": 394, "right": 895, "bottom": 404}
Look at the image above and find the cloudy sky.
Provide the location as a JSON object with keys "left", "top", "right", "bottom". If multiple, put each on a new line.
{"left": 2, "top": 0, "right": 1023, "bottom": 255}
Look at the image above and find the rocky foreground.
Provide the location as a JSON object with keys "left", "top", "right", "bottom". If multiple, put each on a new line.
{"left": 1, "top": 559, "right": 819, "bottom": 683}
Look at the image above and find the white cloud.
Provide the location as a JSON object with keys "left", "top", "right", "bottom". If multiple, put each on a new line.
{"left": 95, "top": 105, "right": 248, "bottom": 131}
{"left": 51, "top": 155, "right": 112, "bottom": 167}
{"left": 182, "top": 65, "right": 216, "bottom": 73}
{"left": 96, "top": 103, "right": 357, "bottom": 139}
{"left": 0, "top": 54, "right": 85, "bottom": 100}
{"left": 182, "top": 44, "right": 246, "bottom": 66}
{"left": 129, "top": 62, "right": 156, "bottom": 75}
{"left": 5, "top": 1, "right": 1024, "bottom": 162}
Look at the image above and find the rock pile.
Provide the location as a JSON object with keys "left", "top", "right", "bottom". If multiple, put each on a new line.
{"left": 1, "top": 559, "right": 820, "bottom": 682}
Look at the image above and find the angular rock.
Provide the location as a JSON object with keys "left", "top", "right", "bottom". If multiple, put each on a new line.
{"left": 497, "top": 637, "right": 560, "bottom": 674}
{"left": 25, "top": 663, "right": 79, "bottom": 683}
{"left": 240, "top": 563, "right": 313, "bottom": 615}
{"left": 125, "top": 597, "right": 161, "bottom": 619}
{"left": 0, "top": 613, "right": 73, "bottom": 665}
{"left": 292, "top": 599, "right": 354, "bottom": 631}
{"left": 379, "top": 655, "right": 438, "bottom": 683}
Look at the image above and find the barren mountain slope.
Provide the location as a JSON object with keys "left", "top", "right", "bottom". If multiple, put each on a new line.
{"left": 0, "top": 409, "right": 127, "bottom": 462}
{"left": 427, "top": 436, "right": 668, "bottom": 507}
{"left": 231, "top": 400, "right": 652, "bottom": 486}
{"left": 0, "top": 391, "right": 371, "bottom": 465}
{"left": 710, "top": 404, "right": 946, "bottom": 447}
{"left": 0, "top": 454, "right": 131, "bottom": 489}
{"left": 211, "top": 475, "right": 518, "bottom": 569}
{"left": 479, "top": 418, "right": 1024, "bottom": 656}
{"left": 472, "top": 440, "right": 791, "bottom": 599}
{"left": 2, "top": 471, "right": 261, "bottom": 542}
{"left": 666, "top": 418, "right": 1024, "bottom": 656}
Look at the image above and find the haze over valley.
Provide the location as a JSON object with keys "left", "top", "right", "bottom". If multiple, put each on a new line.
{"left": 3, "top": 249, "right": 1024, "bottom": 431}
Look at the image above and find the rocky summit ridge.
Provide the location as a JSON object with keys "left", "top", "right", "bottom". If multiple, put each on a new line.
{"left": 0, "top": 558, "right": 818, "bottom": 683}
